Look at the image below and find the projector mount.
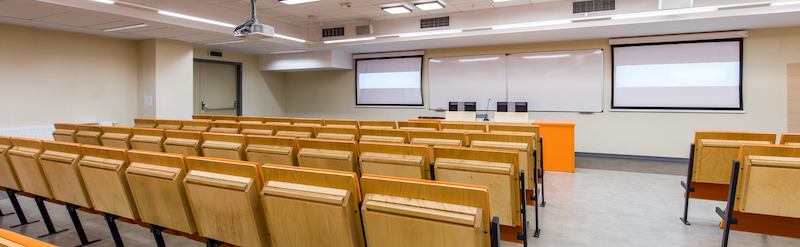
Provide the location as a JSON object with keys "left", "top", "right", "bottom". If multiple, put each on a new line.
{"left": 233, "top": 0, "right": 258, "bottom": 36}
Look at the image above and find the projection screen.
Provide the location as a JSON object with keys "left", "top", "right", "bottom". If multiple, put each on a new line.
{"left": 356, "top": 56, "right": 423, "bottom": 106}
{"left": 612, "top": 39, "right": 743, "bottom": 110}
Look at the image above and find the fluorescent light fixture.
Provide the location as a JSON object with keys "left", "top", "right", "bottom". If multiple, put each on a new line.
{"left": 204, "top": 40, "right": 245, "bottom": 45}
{"left": 492, "top": 0, "right": 514, "bottom": 2}
{"left": 523, "top": 54, "right": 571, "bottom": 59}
{"left": 158, "top": 10, "right": 236, "bottom": 28}
{"left": 611, "top": 7, "right": 718, "bottom": 20}
{"left": 492, "top": 20, "right": 571, "bottom": 30}
{"left": 772, "top": 1, "right": 800, "bottom": 6}
{"left": 382, "top": 6, "right": 412, "bottom": 14}
{"left": 274, "top": 34, "right": 307, "bottom": 43}
{"left": 414, "top": 1, "right": 444, "bottom": 10}
{"left": 458, "top": 57, "right": 499, "bottom": 62}
{"left": 91, "top": 0, "right": 114, "bottom": 4}
{"left": 324, "top": 37, "right": 376, "bottom": 44}
{"left": 399, "top": 29, "right": 461, "bottom": 37}
{"left": 103, "top": 24, "right": 148, "bottom": 32}
{"left": 269, "top": 50, "right": 308, "bottom": 54}
{"left": 279, "top": 0, "right": 321, "bottom": 5}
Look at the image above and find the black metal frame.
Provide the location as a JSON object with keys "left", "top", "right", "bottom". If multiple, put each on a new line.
{"left": 34, "top": 196, "right": 68, "bottom": 238}
{"left": 717, "top": 160, "right": 740, "bottom": 247}
{"left": 539, "top": 137, "right": 546, "bottom": 207}
{"left": 206, "top": 238, "right": 224, "bottom": 247}
{"left": 490, "top": 217, "right": 501, "bottom": 247}
{"left": 194, "top": 59, "right": 243, "bottom": 116}
{"left": 680, "top": 143, "right": 696, "bottom": 225}
{"left": 515, "top": 170, "right": 530, "bottom": 246}
{"left": 7, "top": 189, "right": 39, "bottom": 228}
{"left": 66, "top": 203, "right": 101, "bottom": 247}
{"left": 103, "top": 213, "right": 124, "bottom": 247}
{"left": 150, "top": 224, "right": 167, "bottom": 247}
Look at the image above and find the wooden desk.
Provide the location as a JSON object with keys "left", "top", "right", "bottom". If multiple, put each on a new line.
{"left": 532, "top": 119, "right": 575, "bottom": 173}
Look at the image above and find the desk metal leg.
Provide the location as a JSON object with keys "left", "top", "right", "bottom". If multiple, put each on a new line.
{"left": 7, "top": 189, "right": 39, "bottom": 228}
{"left": 103, "top": 213, "right": 124, "bottom": 247}
{"left": 716, "top": 160, "right": 740, "bottom": 247}
{"left": 539, "top": 137, "right": 546, "bottom": 207}
{"left": 490, "top": 217, "right": 500, "bottom": 247}
{"left": 34, "top": 196, "right": 68, "bottom": 238}
{"left": 150, "top": 224, "right": 167, "bottom": 247}
{"left": 206, "top": 238, "right": 224, "bottom": 247}
{"left": 66, "top": 203, "right": 101, "bottom": 247}
{"left": 681, "top": 143, "right": 696, "bottom": 225}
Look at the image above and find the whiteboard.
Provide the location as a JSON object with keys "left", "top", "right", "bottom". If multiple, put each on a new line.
{"left": 507, "top": 49, "right": 604, "bottom": 112}
{"left": 428, "top": 55, "right": 507, "bottom": 111}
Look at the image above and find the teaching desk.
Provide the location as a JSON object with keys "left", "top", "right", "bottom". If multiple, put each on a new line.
{"left": 416, "top": 118, "right": 575, "bottom": 173}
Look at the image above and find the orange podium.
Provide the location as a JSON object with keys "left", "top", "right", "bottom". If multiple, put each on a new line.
{"left": 532, "top": 119, "right": 575, "bottom": 173}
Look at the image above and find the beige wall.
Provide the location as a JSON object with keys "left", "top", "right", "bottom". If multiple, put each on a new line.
{"left": 284, "top": 27, "right": 800, "bottom": 158}
{"left": 194, "top": 48, "right": 286, "bottom": 117}
{"left": 0, "top": 24, "right": 138, "bottom": 128}
{"left": 155, "top": 39, "right": 193, "bottom": 120}
{"left": 138, "top": 39, "right": 156, "bottom": 119}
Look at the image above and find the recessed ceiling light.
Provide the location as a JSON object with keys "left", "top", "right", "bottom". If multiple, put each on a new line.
{"left": 491, "top": 0, "right": 514, "bottom": 2}
{"left": 382, "top": 6, "right": 412, "bottom": 14}
{"left": 414, "top": 1, "right": 444, "bottom": 10}
{"left": 274, "top": 34, "right": 307, "bottom": 43}
{"left": 324, "top": 37, "right": 376, "bottom": 44}
{"left": 158, "top": 10, "right": 236, "bottom": 28}
{"left": 492, "top": 20, "right": 571, "bottom": 30}
{"left": 269, "top": 50, "right": 308, "bottom": 54}
{"left": 103, "top": 24, "right": 148, "bottom": 32}
{"left": 279, "top": 0, "right": 321, "bottom": 5}
{"left": 611, "top": 7, "right": 718, "bottom": 20}
{"left": 205, "top": 40, "right": 246, "bottom": 46}
{"left": 772, "top": 1, "right": 800, "bottom": 6}
{"left": 91, "top": 0, "right": 114, "bottom": 4}
{"left": 399, "top": 29, "right": 461, "bottom": 37}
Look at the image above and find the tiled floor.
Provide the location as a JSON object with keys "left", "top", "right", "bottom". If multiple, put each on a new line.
{"left": 1, "top": 156, "right": 798, "bottom": 247}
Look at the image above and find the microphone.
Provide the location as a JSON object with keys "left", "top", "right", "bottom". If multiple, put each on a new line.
{"left": 484, "top": 98, "right": 491, "bottom": 121}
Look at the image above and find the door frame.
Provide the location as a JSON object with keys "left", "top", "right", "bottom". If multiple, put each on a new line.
{"left": 194, "top": 59, "right": 243, "bottom": 116}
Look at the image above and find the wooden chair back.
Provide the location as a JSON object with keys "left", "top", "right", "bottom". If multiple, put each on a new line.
{"left": 208, "top": 122, "right": 241, "bottom": 134}
{"left": 53, "top": 123, "right": 78, "bottom": 143}
{"left": 155, "top": 119, "right": 183, "bottom": 130}
{"left": 130, "top": 128, "right": 165, "bottom": 152}
{"left": 76, "top": 124, "right": 103, "bottom": 145}
{"left": 432, "top": 146, "right": 521, "bottom": 227}
{"left": 201, "top": 132, "right": 247, "bottom": 161}
{"left": 164, "top": 130, "right": 204, "bottom": 157}
{"left": 470, "top": 132, "right": 535, "bottom": 191}
{"left": 183, "top": 157, "right": 269, "bottom": 247}
{"left": 359, "top": 128, "right": 409, "bottom": 144}
{"left": 324, "top": 119, "right": 358, "bottom": 128}
{"left": 264, "top": 117, "right": 293, "bottom": 125}
{"left": 358, "top": 142, "right": 431, "bottom": 180}
{"left": 441, "top": 122, "right": 486, "bottom": 143}
{"left": 314, "top": 126, "right": 360, "bottom": 141}
{"left": 8, "top": 138, "right": 51, "bottom": 197}
{"left": 79, "top": 145, "right": 138, "bottom": 219}
{"left": 245, "top": 135, "right": 298, "bottom": 167}
{"left": 693, "top": 131, "right": 775, "bottom": 185}
{"left": 101, "top": 126, "right": 132, "bottom": 149}
{"left": 275, "top": 125, "right": 315, "bottom": 138}
{"left": 297, "top": 138, "right": 360, "bottom": 175}
{"left": 358, "top": 120, "right": 397, "bottom": 129}
{"left": 240, "top": 123, "right": 276, "bottom": 136}
{"left": 40, "top": 141, "right": 93, "bottom": 208}
{"left": 191, "top": 114, "right": 214, "bottom": 121}
{"left": 780, "top": 133, "right": 800, "bottom": 145}
{"left": 398, "top": 121, "right": 441, "bottom": 131}
{"left": 0, "top": 136, "right": 22, "bottom": 190}
{"left": 293, "top": 118, "right": 325, "bottom": 126}
{"left": 133, "top": 118, "right": 157, "bottom": 128}
{"left": 213, "top": 115, "right": 239, "bottom": 122}
{"left": 260, "top": 165, "right": 365, "bottom": 247}
{"left": 409, "top": 130, "right": 466, "bottom": 148}
{"left": 238, "top": 116, "right": 265, "bottom": 124}
{"left": 181, "top": 120, "right": 210, "bottom": 132}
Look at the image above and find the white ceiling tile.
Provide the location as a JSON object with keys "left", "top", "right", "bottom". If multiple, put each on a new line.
{"left": 348, "top": 6, "right": 388, "bottom": 15}
{"left": 257, "top": 0, "right": 289, "bottom": 9}
{"left": 529, "top": 0, "right": 561, "bottom": 4}
{"left": 270, "top": 15, "right": 311, "bottom": 23}
{"left": 454, "top": 2, "right": 494, "bottom": 11}
{"left": 129, "top": 27, "right": 203, "bottom": 38}
{"left": 169, "top": 33, "right": 236, "bottom": 43}
{"left": 336, "top": 0, "right": 373, "bottom": 8}
{"left": 197, "top": 0, "right": 239, "bottom": 4}
{"left": 490, "top": 0, "right": 531, "bottom": 8}
{"left": 364, "top": 0, "right": 406, "bottom": 5}
{"left": 319, "top": 9, "right": 361, "bottom": 18}
{"left": 442, "top": 0, "right": 485, "bottom": 4}
{"left": 299, "top": 2, "right": 342, "bottom": 12}
{"left": 0, "top": 1, "right": 69, "bottom": 20}
{"left": 216, "top": 1, "right": 253, "bottom": 12}
{"left": 257, "top": 8, "right": 291, "bottom": 19}
{"left": 34, "top": 12, "right": 124, "bottom": 28}
{"left": 113, "top": 23, "right": 168, "bottom": 33}
{"left": 273, "top": 5, "right": 316, "bottom": 16}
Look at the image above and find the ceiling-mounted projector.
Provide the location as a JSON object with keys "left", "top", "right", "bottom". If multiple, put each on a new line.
{"left": 233, "top": 0, "right": 274, "bottom": 39}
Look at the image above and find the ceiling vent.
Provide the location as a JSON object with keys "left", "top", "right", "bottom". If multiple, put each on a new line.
{"left": 573, "top": 0, "right": 615, "bottom": 14}
{"left": 322, "top": 27, "right": 345, "bottom": 38}
{"left": 420, "top": 16, "right": 449, "bottom": 29}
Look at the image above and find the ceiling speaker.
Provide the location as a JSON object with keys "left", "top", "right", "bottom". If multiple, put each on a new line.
{"left": 356, "top": 25, "right": 373, "bottom": 35}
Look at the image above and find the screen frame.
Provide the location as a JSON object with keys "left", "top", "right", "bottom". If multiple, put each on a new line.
{"left": 610, "top": 38, "right": 744, "bottom": 111}
{"left": 354, "top": 55, "right": 425, "bottom": 107}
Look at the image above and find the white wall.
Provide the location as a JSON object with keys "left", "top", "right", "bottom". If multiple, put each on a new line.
{"left": 194, "top": 48, "right": 286, "bottom": 117}
{"left": 0, "top": 24, "right": 138, "bottom": 128}
{"left": 283, "top": 27, "right": 800, "bottom": 158}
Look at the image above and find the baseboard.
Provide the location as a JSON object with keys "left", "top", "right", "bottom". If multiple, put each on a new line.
{"left": 575, "top": 152, "right": 689, "bottom": 163}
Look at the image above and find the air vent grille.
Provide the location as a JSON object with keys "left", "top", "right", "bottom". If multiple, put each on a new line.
{"left": 322, "top": 27, "right": 345, "bottom": 37}
{"left": 573, "top": 0, "right": 615, "bottom": 13}
{"left": 420, "top": 16, "right": 449, "bottom": 29}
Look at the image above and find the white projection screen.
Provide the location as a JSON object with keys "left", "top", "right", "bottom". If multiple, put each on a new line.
{"left": 612, "top": 39, "right": 743, "bottom": 110}
{"left": 356, "top": 56, "right": 423, "bottom": 106}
